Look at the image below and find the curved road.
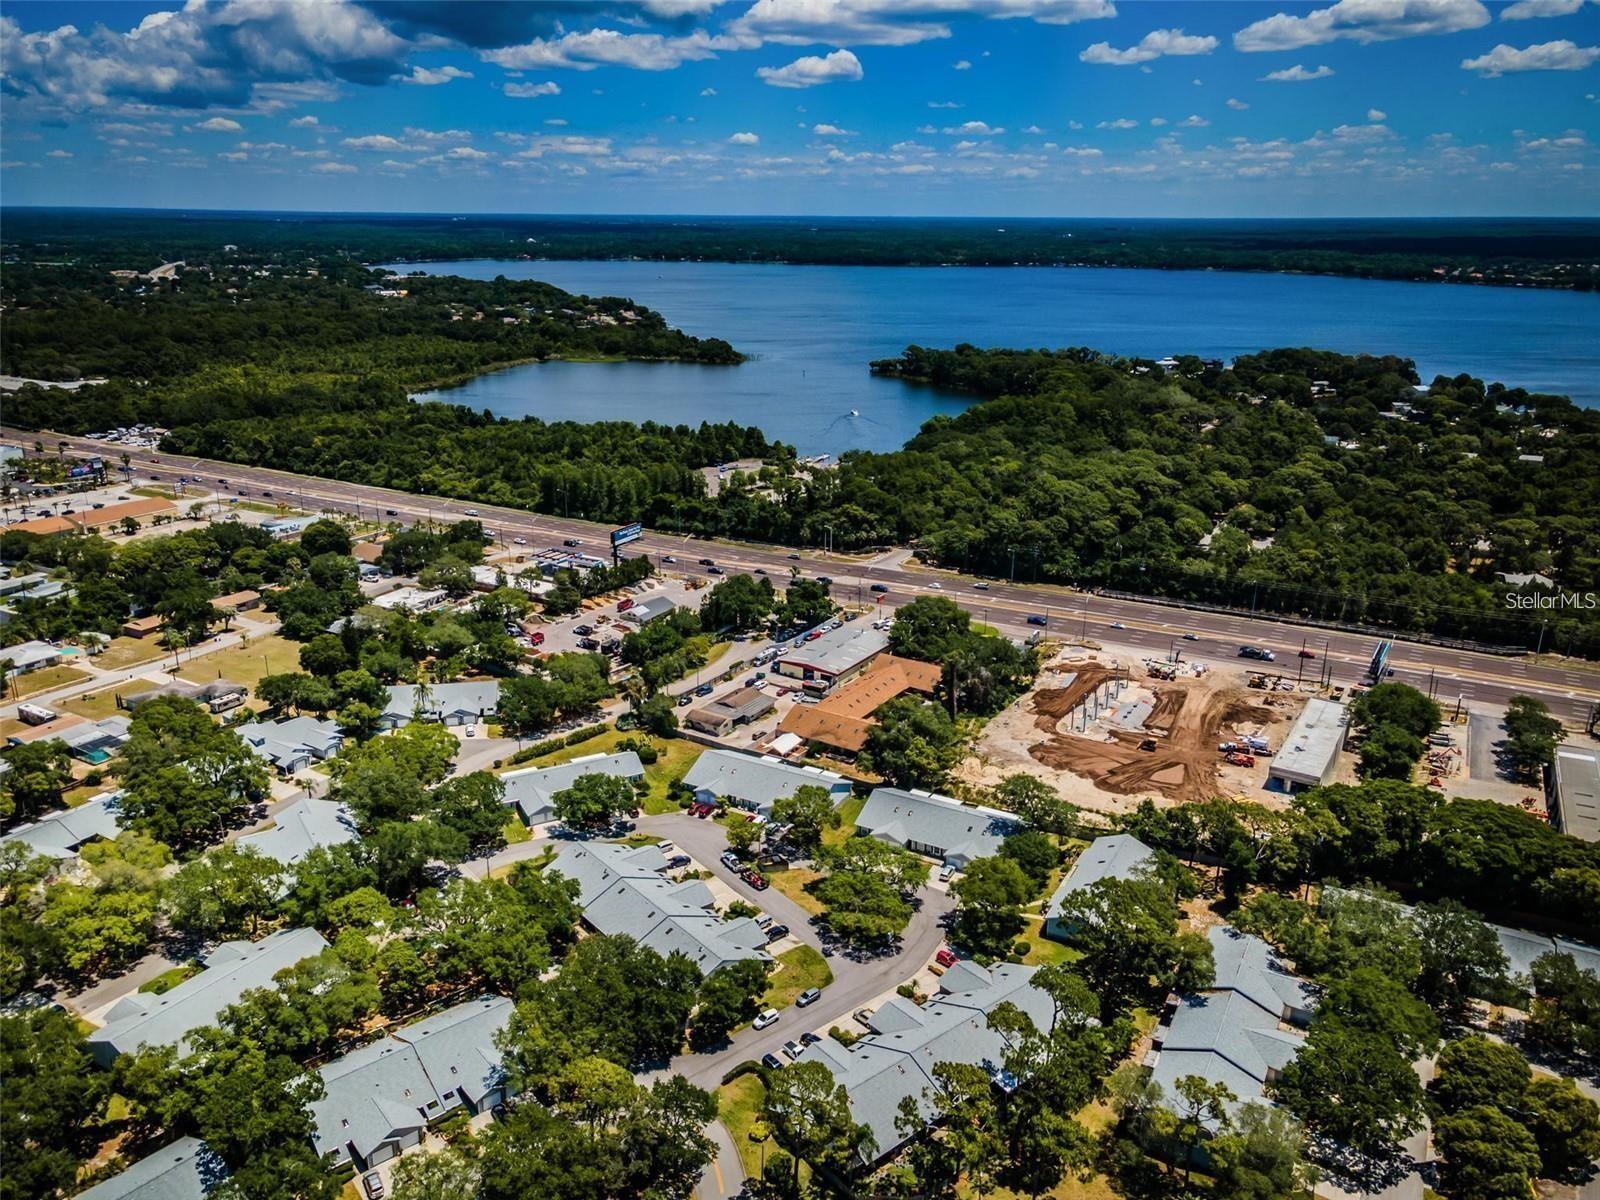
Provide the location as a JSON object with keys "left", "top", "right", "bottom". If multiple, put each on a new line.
{"left": 8, "top": 433, "right": 1596, "bottom": 727}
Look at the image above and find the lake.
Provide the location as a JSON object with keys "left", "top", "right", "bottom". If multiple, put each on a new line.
{"left": 395, "top": 260, "right": 1600, "bottom": 457}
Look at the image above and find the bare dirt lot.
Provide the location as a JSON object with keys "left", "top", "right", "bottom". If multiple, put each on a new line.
{"left": 959, "top": 654, "right": 1305, "bottom": 816}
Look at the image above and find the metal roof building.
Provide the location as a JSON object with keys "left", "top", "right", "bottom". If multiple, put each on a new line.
{"left": 772, "top": 624, "right": 891, "bottom": 691}
{"left": 380, "top": 680, "right": 502, "bottom": 729}
{"left": 499, "top": 751, "right": 645, "bottom": 825}
{"left": 855, "top": 787, "right": 1020, "bottom": 868}
{"left": 235, "top": 716, "right": 343, "bottom": 775}
{"left": 1267, "top": 699, "right": 1348, "bottom": 791}
{"left": 88, "top": 927, "right": 329, "bottom": 1066}
{"left": 681, "top": 748, "right": 851, "bottom": 815}
{"left": 1549, "top": 743, "right": 1600, "bottom": 843}
{"left": 685, "top": 686, "right": 776, "bottom": 735}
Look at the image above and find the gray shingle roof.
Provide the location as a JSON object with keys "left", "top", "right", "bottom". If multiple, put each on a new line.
{"left": 382, "top": 681, "right": 502, "bottom": 725}
{"left": 681, "top": 749, "right": 851, "bottom": 814}
{"left": 74, "top": 1137, "right": 227, "bottom": 1200}
{"left": 235, "top": 797, "right": 358, "bottom": 869}
{"left": 500, "top": 751, "right": 644, "bottom": 824}
{"left": 88, "top": 927, "right": 329, "bottom": 1064}
{"left": 856, "top": 787, "right": 1019, "bottom": 866}
{"left": 1045, "top": 834, "right": 1155, "bottom": 923}
{"left": 0, "top": 789, "right": 124, "bottom": 861}
{"left": 235, "top": 716, "right": 343, "bottom": 771}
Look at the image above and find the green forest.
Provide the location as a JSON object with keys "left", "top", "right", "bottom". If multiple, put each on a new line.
{"left": 6, "top": 208, "right": 1598, "bottom": 289}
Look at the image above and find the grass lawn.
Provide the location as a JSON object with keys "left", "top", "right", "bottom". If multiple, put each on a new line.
{"left": 65, "top": 782, "right": 115, "bottom": 807}
{"left": 501, "top": 818, "right": 532, "bottom": 845}
{"left": 10, "top": 664, "right": 91, "bottom": 698}
{"left": 703, "top": 640, "right": 733, "bottom": 668}
{"left": 500, "top": 726, "right": 704, "bottom": 815}
{"left": 138, "top": 964, "right": 199, "bottom": 995}
{"left": 717, "top": 1075, "right": 772, "bottom": 1184}
{"left": 766, "top": 866, "right": 826, "bottom": 917}
{"left": 763, "top": 945, "right": 833, "bottom": 1010}
{"left": 1021, "top": 933, "right": 1083, "bottom": 968}
{"left": 94, "top": 637, "right": 169, "bottom": 671}
{"left": 61, "top": 689, "right": 125, "bottom": 721}
{"left": 176, "top": 633, "right": 302, "bottom": 688}
{"left": 821, "top": 795, "right": 866, "bottom": 850}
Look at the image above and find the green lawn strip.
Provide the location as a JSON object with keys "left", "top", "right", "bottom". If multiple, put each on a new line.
{"left": 762, "top": 945, "right": 833, "bottom": 1011}
{"left": 500, "top": 818, "right": 532, "bottom": 845}
{"left": 495, "top": 726, "right": 703, "bottom": 816}
{"left": 138, "top": 964, "right": 199, "bottom": 995}
{"left": 717, "top": 1075, "right": 773, "bottom": 1184}
{"left": 765, "top": 866, "right": 826, "bottom": 917}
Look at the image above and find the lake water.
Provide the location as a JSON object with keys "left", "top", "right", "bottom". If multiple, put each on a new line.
{"left": 395, "top": 260, "right": 1600, "bottom": 457}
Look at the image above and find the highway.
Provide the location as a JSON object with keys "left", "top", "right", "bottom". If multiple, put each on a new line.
{"left": 9, "top": 432, "right": 1598, "bottom": 728}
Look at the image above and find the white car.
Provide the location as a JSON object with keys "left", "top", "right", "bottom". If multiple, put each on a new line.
{"left": 465, "top": 725, "right": 478, "bottom": 738}
{"left": 512, "top": 536, "right": 527, "bottom": 545}
{"left": 928, "top": 582, "right": 943, "bottom": 589}
{"left": 463, "top": 508, "right": 481, "bottom": 517}
{"left": 753, "top": 1008, "right": 780, "bottom": 1030}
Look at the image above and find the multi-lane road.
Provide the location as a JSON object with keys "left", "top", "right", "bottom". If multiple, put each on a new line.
{"left": 9, "top": 432, "right": 1599, "bottom": 728}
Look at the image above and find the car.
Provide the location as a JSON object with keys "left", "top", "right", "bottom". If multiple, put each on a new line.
{"left": 218, "top": 478, "right": 228, "bottom": 484}
{"left": 362, "top": 1172, "right": 385, "bottom": 1200}
{"left": 576, "top": 637, "right": 599, "bottom": 650}
{"left": 695, "top": 683, "right": 714, "bottom": 696}
{"left": 973, "top": 581, "right": 990, "bottom": 590}
{"left": 667, "top": 854, "right": 692, "bottom": 869}
{"left": 512, "top": 536, "right": 527, "bottom": 545}
{"left": 707, "top": 566, "right": 725, "bottom": 575}
{"left": 761, "top": 1052, "right": 784, "bottom": 1070}
{"left": 662, "top": 554, "right": 677, "bottom": 563}
{"left": 754, "top": 567, "right": 767, "bottom": 575}
{"left": 464, "top": 725, "right": 477, "bottom": 738}
{"left": 782, "top": 1040, "right": 804, "bottom": 1060}
{"left": 698, "top": 557, "right": 716, "bottom": 566}
{"left": 1298, "top": 648, "right": 1317, "bottom": 659}
{"left": 870, "top": 583, "right": 890, "bottom": 593}
{"left": 1238, "top": 645, "right": 1276, "bottom": 662}
{"left": 796, "top": 987, "right": 822, "bottom": 1007}
{"left": 1109, "top": 621, "right": 1126, "bottom": 630}
{"left": 563, "top": 538, "right": 581, "bottom": 547}
{"left": 928, "top": 581, "right": 942, "bottom": 589}
{"left": 575, "top": 624, "right": 594, "bottom": 635}
{"left": 617, "top": 597, "right": 635, "bottom": 612}
{"left": 1182, "top": 632, "right": 1199, "bottom": 641}
{"left": 1225, "top": 752, "right": 1257, "bottom": 768}
{"left": 721, "top": 851, "right": 742, "bottom": 868}
{"left": 800, "top": 1031, "right": 822, "bottom": 1046}
{"left": 676, "top": 694, "right": 693, "bottom": 707}
{"left": 935, "top": 948, "right": 959, "bottom": 968}
{"left": 816, "top": 575, "right": 833, "bottom": 585}
{"left": 938, "top": 864, "right": 955, "bottom": 883}
{"left": 463, "top": 508, "right": 480, "bottom": 517}
{"left": 385, "top": 508, "right": 398, "bottom": 516}
{"left": 1026, "top": 614, "right": 1047, "bottom": 626}
{"left": 527, "top": 630, "right": 545, "bottom": 646}
{"left": 787, "top": 553, "right": 800, "bottom": 560}
{"left": 753, "top": 1008, "right": 780, "bottom": 1031}
{"left": 764, "top": 921, "right": 787, "bottom": 939}
{"left": 261, "top": 491, "right": 273, "bottom": 498}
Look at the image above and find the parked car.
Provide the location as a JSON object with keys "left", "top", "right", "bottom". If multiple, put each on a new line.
{"left": 721, "top": 851, "right": 742, "bottom": 869}
{"left": 362, "top": 1173, "right": 385, "bottom": 1200}
{"left": 796, "top": 987, "right": 822, "bottom": 1007}
{"left": 764, "top": 922, "right": 787, "bottom": 940}
{"left": 667, "top": 854, "right": 692, "bottom": 869}
{"left": 676, "top": 694, "right": 693, "bottom": 707}
{"left": 761, "top": 1052, "right": 784, "bottom": 1070}
{"left": 574, "top": 624, "right": 594, "bottom": 635}
{"left": 753, "top": 1008, "right": 780, "bottom": 1031}
{"left": 782, "top": 1040, "right": 804, "bottom": 1060}
{"left": 938, "top": 864, "right": 956, "bottom": 883}
{"left": 695, "top": 683, "right": 714, "bottom": 696}
{"left": 1225, "top": 752, "right": 1257, "bottom": 768}
{"left": 576, "top": 637, "right": 599, "bottom": 650}
{"left": 617, "top": 597, "right": 635, "bottom": 612}
{"left": 935, "top": 948, "right": 958, "bottom": 968}
{"left": 800, "top": 1031, "right": 822, "bottom": 1046}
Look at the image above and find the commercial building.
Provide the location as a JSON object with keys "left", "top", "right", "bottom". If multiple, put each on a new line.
{"left": 380, "top": 680, "right": 501, "bottom": 729}
{"left": 772, "top": 624, "right": 890, "bottom": 692}
{"left": 1548, "top": 742, "right": 1600, "bottom": 844}
{"left": 88, "top": 927, "right": 329, "bottom": 1066}
{"left": 622, "top": 595, "right": 677, "bottom": 625}
{"left": 311, "top": 996, "right": 512, "bottom": 1171}
{"left": 236, "top": 797, "right": 358, "bottom": 869}
{"left": 681, "top": 748, "right": 852, "bottom": 816}
{"left": 1043, "top": 834, "right": 1156, "bottom": 942}
{"left": 210, "top": 589, "right": 261, "bottom": 614}
{"left": 235, "top": 716, "right": 344, "bottom": 775}
{"left": 685, "top": 686, "right": 776, "bottom": 736}
{"left": 549, "top": 841, "right": 771, "bottom": 975}
{"left": 777, "top": 654, "right": 941, "bottom": 754}
{"left": 1267, "top": 699, "right": 1348, "bottom": 791}
{"left": 1148, "top": 926, "right": 1315, "bottom": 1131}
{"left": 4, "top": 497, "right": 176, "bottom": 538}
{"left": 262, "top": 516, "right": 316, "bottom": 539}
{"left": 792, "top": 961, "right": 1055, "bottom": 1163}
{"left": 75, "top": 1137, "right": 227, "bottom": 1200}
{"left": 0, "top": 638, "right": 63, "bottom": 673}
{"left": 499, "top": 751, "right": 645, "bottom": 826}
{"left": 372, "top": 586, "right": 448, "bottom": 613}
{"left": 855, "top": 787, "right": 1020, "bottom": 868}
{"left": 0, "top": 789, "right": 124, "bottom": 863}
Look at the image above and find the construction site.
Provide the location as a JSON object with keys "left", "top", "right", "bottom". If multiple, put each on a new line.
{"left": 958, "top": 650, "right": 1317, "bottom": 815}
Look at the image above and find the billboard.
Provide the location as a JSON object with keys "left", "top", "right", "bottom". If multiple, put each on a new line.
{"left": 610, "top": 522, "right": 642, "bottom": 548}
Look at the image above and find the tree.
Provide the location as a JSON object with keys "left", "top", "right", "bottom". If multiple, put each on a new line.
{"left": 888, "top": 595, "right": 973, "bottom": 662}
{"left": 336, "top": 758, "right": 430, "bottom": 827}
{"left": 997, "top": 829, "right": 1060, "bottom": 892}
{"left": 700, "top": 573, "right": 776, "bottom": 633}
{"left": 863, "top": 697, "right": 961, "bottom": 790}
{"left": 1319, "top": 967, "right": 1440, "bottom": 1061}
{"left": 116, "top": 698, "right": 269, "bottom": 850}
{"left": 770, "top": 785, "right": 841, "bottom": 852}
{"left": 0, "top": 1008, "right": 108, "bottom": 1200}
{"left": 1209, "top": 1103, "right": 1316, "bottom": 1200}
{"left": 1357, "top": 724, "right": 1426, "bottom": 781}
{"left": 1350, "top": 683, "right": 1442, "bottom": 741}
{"left": 1522, "top": 1074, "right": 1600, "bottom": 1180}
{"left": 552, "top": 773, "right": 635, "bottom": 830}
{"left": 390, "top": 1145, "right": 481, "bottom": 1200}
{"left": 635, "top": 691, "right": 679, "bottom": 737}
{"left": 0, "top": 739, "right": 74, "bottom": 822}
{"left": 163, "top": 845, "right": 285, "bottom": 939}
{"left": 430, "top": 771, "right": 509, "bottom": 854}
{"left": 1414, "top": 901, "right": 1510, "bottom": 1018}
{"left": 952, "top": 855, "right": 1035, "bottom": 958}
{"left": 812, "top": 870, "right": 913, "bottom": 946}
{"left": 412, "top": 877, "right": 560, "bottom": 994}
{"left": 1271, "top": 1019, "right": 1424, "bottom": 1159}
{"left": 763, "top": 1060, "right": 874, "bottom": 1187}
{"left": 818, "top": 834, "right": 928, "bottom": 892}
{"left": 725, "top": 814, "right": 761, "bottom": 859}
{"left": 1502, "top": 695, "right": 1563, "bottom": 781}
{"left": 1430, "top": 1035, "right": 1531, "bottom": 1118}
{"left": 1526, "top": 951, "right": 1600, "bottom": 1059}
{"left": 1173, "top": 1074, "right": 1235, "bottom": 1179}
{"left": 1434, "top": 1105, "right": 1540, "bottom": 1200}
{"left": 689, "top": 958, "right": 770, "bottom": 1049}
{"left": 779, "top": 578, "right": 835, "bottom": 629}
{"left": 299, "top": 519, "right": 352, "bottom": 559}
{"left": 369, "top": 818, "right": 467, "bottom": 898}
{"left": 994, "top": 773, "right": 1076, "bottom": 836}
{"left": 1054, "top": 877, "right": 1212, "bottom": 1018}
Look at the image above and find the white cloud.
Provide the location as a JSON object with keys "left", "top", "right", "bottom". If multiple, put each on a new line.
{"left": 46, "top": 148, "right": 73, "bottom": 158}
{"left": 486, "top": 29, "right": 727, "bottom": 72}
{"left": 504, "top": 81, "right": 561, "bottom": 98}
{"left": 1178, "top": 114, "right": 1210, "bottom": 126}
{"left": 545, "top": 118, "right": 568, "bottom": 126}
{"left": 942, "top": 120, "right": 1004, "bottom": 134}
{"left": 757, "top": 49, "right": 864, "bottom": 88}
{"left": 400, "top": 65, "right": 472, "bottom": 86}
{"left": 1021, "top": 124, "right": 1045, "bottom": 133}
{"left": 1368, "top": 107, "right": 1387, "bottom": 120}
{"left": 1096, "top": 117, "right": 1139, "bottom": 128}
{"left": 812, "top": 123, "right": 855, "bottom": 135}
{"left": 1327, "top": 122, "right": 1395, "bottom": 142}
{"left": 312, "top": 160, "right": 357, "bottom": 173}
{"left": 928, "top": 100, "right": 962, "bottom": 107}
{"left": 729, "top": 130, "right": 761, "bottom": 144}
{"left": 1501, "top": 0, "right": 1591, "bottom": 18}
{"left": 1226, "top": 97, "right": 1249, "bottom": 109}
{"left": 1149, "top": 116, "right": 1168, "bottom": 126}
{"left": 289, "top": 115, "right": 320, "bottom": 128}
{"left": 1235, "top": 0, "right": 1489, "bottom": 51}
{"left": 445, "top": 145, "right": 490, "bottom": 160}
{"left": 379, "top": 159, "right": 415, "bottom": 171}
{"left": 343, "top": 134, "right": 411, "bottom": 151}
{"left": 1462, "top": 39, "right": 1600, "bottom": 74}
{"left": 954, "top": 58, "right": 973, "bottom": 69}
{"left": 517, "top": 135, "right": 614, "bottom": 158}
{"left": 194, "top": 117, "right": 243, "bottom": 133}
{"left": 218, "top": 151, "right": 247, "bottom": 161}
{"left": 1079, "top": 28, "right": 1219, "bottom": 65}
{"left": 701, "top": 86, "right": 718, "bottom": 96}
{"left": 1061, "top": 145, "right": 1103, "bottom": 157}
{"left": 726, "top": 1, "right": 1115, "bottom": 49}
{"left": 1261, "top": 63, "right": 1336, "bottom": 81}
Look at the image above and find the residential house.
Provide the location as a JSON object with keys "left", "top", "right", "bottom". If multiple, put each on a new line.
{"left": 0, "top": 638, "right": 62, "bottom": 673}
{"left": 1043, "top": 834, "right": 1156, "bottom": 942}
{"left": 88, "top": 927, "right": 330, "bottom": 1066}
{"left": 372, "top": 586, "right": 448, "bottom": 613}
{"left": 499, "top": 751, "right": 645, "bottom": 826}
{"left": 311, "top": 996, "right": 512, "bottom": 1171}
{"left": 380, "top": 681, "right": 502, "bottom": 729}
{"left": 0, "top": 789, "right": 124, "bottom": 864}
{"left": 235, "top": 716, "right": 344, "bottom": 776}
{"left": 855, "top": 787, "right": 1020, "bottom": 868}
{"left": 75, "top": 1137, "right": 228, "bottom": 1200}
{"left": 681, "top": 748, "right": 852, "bottom": 816}
{"left": 236, "top": 797, "right": 358, "bottom": 870}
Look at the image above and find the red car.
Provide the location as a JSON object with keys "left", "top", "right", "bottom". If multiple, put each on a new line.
{"left": 935, "top": 948, "right": 958, "bottom": 968}
{"left": 1298, "top": 648, "right": 1316, "bottom": 659}
{"left": 618, "top": 597, "right": 635, "bottom": 612}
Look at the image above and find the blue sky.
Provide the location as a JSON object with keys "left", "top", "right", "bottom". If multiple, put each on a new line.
{"left": 2, "top": 0, "right": 1597, "bottom": 216}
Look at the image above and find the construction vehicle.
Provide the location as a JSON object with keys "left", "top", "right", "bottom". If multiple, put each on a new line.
{"left": 1225, "top": 752, "right": 1257, "bottom": 768}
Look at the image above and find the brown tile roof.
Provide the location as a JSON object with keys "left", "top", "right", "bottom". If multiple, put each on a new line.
{"left": 352, "top": 542, "right": 384, "bottom": 563}
{"left": 3, "top": 516, "right": 76, "bottom": 537}
{"left": 777, "top": 655, "right": 942, "bottom": 752}
{"left": 210, "top": 590, "right": 260, "bottom": 608}
{"left": 71, "top": 497, "right": 176, "bottom": 529}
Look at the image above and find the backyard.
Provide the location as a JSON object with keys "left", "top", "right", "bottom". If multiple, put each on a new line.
{"left": 175, "top": 633, "right": 302, "bottom": 689}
